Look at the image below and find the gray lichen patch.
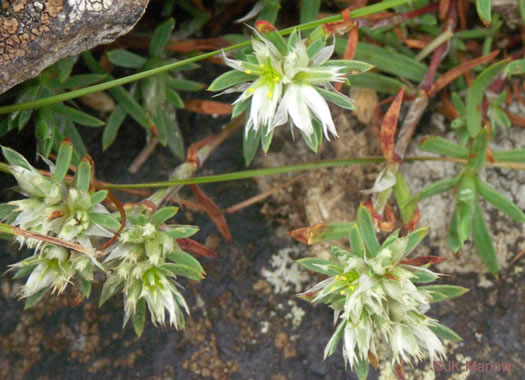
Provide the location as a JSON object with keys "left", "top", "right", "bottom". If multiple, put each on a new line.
{"left": 0, "top": 0, "right": 150, "bottom": 94}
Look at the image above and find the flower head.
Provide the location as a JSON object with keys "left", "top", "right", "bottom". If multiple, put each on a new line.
{"left": 297, "top": 206, "right": 467, "bottom": 372}
{"left": 209, "top": 27, "right": 372, "bottom": 153}
{"left": 102, "top": 204, "right": 203, "bottom": 334}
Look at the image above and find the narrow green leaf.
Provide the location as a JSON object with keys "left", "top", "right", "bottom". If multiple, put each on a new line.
{"left": 261, "top": 127, "right": 274, "bottom": 153}
{"left": 472, "top": 197, "right": 499, "bottom": 274}
{"left": 62, "top": 118, "right": 88, "bottom": 162}
{"left": 349, "top": 224, "right": 365, "bottom": 258}
{"left": 296, "top": 258, "right": 340, "bottom": 276}
{"left": 53, "top": 57, "right": 76, "bottom": 82}
{"left": 326, "top": 59, "right": 374, "bottom": 75}
{"left": 448, "top": 207, "right": 463, "bottom": 252}
{"left": 300, "top": 0, "right": 321, "bottom": 23}
{"left": 132, "top": 298, "right": 146, "bottom": 337}
{"left": 456, "top": 175, "right": 477, "bottom": 242}
{"left": 404, "top": 177, "right": 459, "bottom": 206}
{"left": 166, "top": 88, "right": 184, "bottom": 109}
{"left": 257, "top": 0, "right": 280, "bottom": 24}
{"left": 330, "top": 246, "right": 353, "bottom": 261}
{"left": 12, "top": 264, "right": 37, "bottom": 279}
{"left": 233, "top": 97, "right": 250, "bottom": 118}
{"left": 349, "top": 72, "right": 408, "bottom": 95}
{"left": 1, "top": 146, "right": 33, "bottom": 170}
{"left": 154, "top": 108, "right": 168, "bottom": 146}
{"left": 419, "top": 136, "right": 469, "bottom": 159}
{"left": 91, "top": 190, "right": 108, "bottom": 206}
{"left": 429, "top": 322, "right": 463, "bottom": 342}
{"left": 506, "top": 58, "right": 525, "bottom": 76}
{"left": 262, "top": 30, "right": 288, "bottom": 56}
{"left": 323, "top": 320, "right": 346, "bottom": 359}
{"left": 99, "top": 275, "right": 124, "bottom": 307}
{"left": 421, "top": 285, "right": 469, "bottom": 302}
{"left": 467, "top": 128, "right": 489, "bottom": 170}
{"left": 102, "top": 106, "right": 126, "bottom": 151}
{"left": 520, "top": 0, "right": 525, "bottom": 24}
{"left": 89, "top": 212, "right": 121, "bottom": 231}
{"left": 165, "top": 111, "right": 186, "bottom": 161}
{"left": 54, "top": 139, "right": 73, "bottom": 182}
{"left": 52, "top": 104, "right": 105, "bottom": 127}
{"left": 35, "top": 107, "right": 54, "bottom": 157}
{"left": 83, "top": 52, "right": 152, "bottom": 130}
{"left": 107, "top": 49, "right": 147, "bottom": 69}
{"left": 476, "top": 178, "right": 525, "bottom": 222}
{"left": 24, "top": 288, "right": 48, "bottom": 310}
{"left": 345, "top": 41, "right": 427, "bottom": 82}
{"left": 0, "top": 204, "right": 16, "bottom": 220}
{"left": 75, "top": 159, "right": 92, "bottom": 191}
{"left": 80, "top": 279, "right": 92, "bottom": 299}
{"left": 357, "top": 205, "right": 380, "bottom": 257}
{"left": 493, "top": 148, "right": 525, "bottom": 163}
{"left": 48, "top": 74, "right": 107, "bottom": 89}
{"left": 393, "top": 171, "right": 418, "bottom": 225}
{"left": 163, "top": 263, "right": 204, "bottom": 281}
{"left": 208, "top": 70, "right": 255, "bottom": 92}
{"left": 306, "top": 38, "right": 325, "bottom": 59}
{"left": 354, "top": 354, "right": 369, "bottom": 380}
{"left": 111, "top": 85, "right": 152, "bottom": 130}
{"left": 167, "top": 77, "right": 205, "bottom": 91}
{"left": 166, "top": 249, "right": 204, "bottom": 274}
{"left": 475, "top": 0, "right": 492, "bottom": 25}
{"left": 150, "top": 206, "right": 179, "bottom": 225}
{"left": 316, "top": 87, "right": 355, "bottom": 110}
{"left": 410, "top": 268, "right": 439, "bottom": 283}
{"left": 451, "top": 92, "right": 466, "bottom": 116}
{"left": 150, "top": 18, "right": 175, "bottom": 57}
{"left": 164, "top": 225, "right": 199, "bottom": 239}
{"left": 243, "top": 125, "right": 261, "bottom": 166}
{"left": 466, "top": 61, "right": 507, "bottom": 137}
{"left": 405, "top": 227, "right": 429, "bottom": 256}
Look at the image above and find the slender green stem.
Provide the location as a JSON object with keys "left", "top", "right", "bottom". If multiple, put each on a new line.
{"left": 103, "top": 157, "right": 385, "bottom": 189}
{"left": 0, "top": 0, "right": 412, "bottom": 115}
{"left": 2, "top": 155, "right": 525, "bottom": 189}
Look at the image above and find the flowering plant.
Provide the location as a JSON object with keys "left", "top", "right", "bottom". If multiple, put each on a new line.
{"left": 297, "top": 206, "right": 467, "bottom": 378}
{"left": 208, "top": 24, "right": 373, "bottom": 161}
{"left": 0, "top": 144, "right": 204, "bottom": 336}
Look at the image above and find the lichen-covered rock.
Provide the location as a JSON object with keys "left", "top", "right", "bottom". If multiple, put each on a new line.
{"left": 0, "top": 0, "right": 150, "bottom": 94}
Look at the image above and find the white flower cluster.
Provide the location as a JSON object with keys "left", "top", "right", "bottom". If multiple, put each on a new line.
{"left": 297, "top": 207, "right": 466, "bottom": 374}
{"left": 209, "top": 27, "right": 372, "bottom": 151}
{"left": 102, "top": 206, "right": 202, "bottom": 330}
{"left": 1, "top": 147, "right": 204, "bottom": 335}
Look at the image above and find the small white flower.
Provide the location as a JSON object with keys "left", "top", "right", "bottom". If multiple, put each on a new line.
{"left": 210, "top": 28, "right": 371, "bottom": 151}
{"left": 297, "top": 216, "right": 456, "bottom": 371}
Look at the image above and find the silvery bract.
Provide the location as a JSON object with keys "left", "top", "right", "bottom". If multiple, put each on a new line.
{"left": 209, "top": 27, "right": 373, "bottom": 152}
{"left": 297, "top": 206, "right": 467, "bottom": 375}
